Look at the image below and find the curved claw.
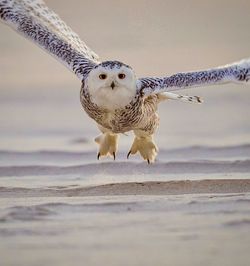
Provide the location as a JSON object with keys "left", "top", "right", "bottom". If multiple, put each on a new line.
{"left": 128, "top": 136, "right": 158, "bottom": 163}
{"left": 97, "top": 152, "right": 100, "bottom": 160}
{"left": 127, "top": 150, "right": 131, "bottom": 159}
{"left": 113, "top": 152, "right": 116, "bottom": 161}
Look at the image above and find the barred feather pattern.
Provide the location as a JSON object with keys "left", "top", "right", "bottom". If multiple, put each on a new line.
{"left": 80, "top": 84, "right": 159, "bottom": 135}
{"left": 0, "top": 0, "right": 98, "bottom": 80}
{"left": 1, "top": 0, "right": 250, "bottom": 141}
{"left": 138, "top": 59, "right": 250, "bottom": 95}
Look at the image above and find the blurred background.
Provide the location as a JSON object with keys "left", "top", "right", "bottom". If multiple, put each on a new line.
{"left": 0, "top": 0, "right": 250, "bottom": 152}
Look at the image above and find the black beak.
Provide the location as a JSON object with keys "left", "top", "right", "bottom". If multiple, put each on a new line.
{"left": 110, "top": 81, "right": 115, "bottom": 90}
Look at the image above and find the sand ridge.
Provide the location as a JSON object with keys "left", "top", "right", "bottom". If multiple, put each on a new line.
{"left": 1, "top": 179, "right": 250, "bottom": 198}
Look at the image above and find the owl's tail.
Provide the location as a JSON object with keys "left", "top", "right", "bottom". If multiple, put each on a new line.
{"left": 158, "top": 92, "right": 203, "bottom": 104}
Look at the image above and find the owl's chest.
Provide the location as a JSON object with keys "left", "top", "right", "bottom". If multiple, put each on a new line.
{"left": 94, "top": 104, "right": 143, "bottom": 133}
{"left": 80, "top": 90, "right": 158, "bottom": 133}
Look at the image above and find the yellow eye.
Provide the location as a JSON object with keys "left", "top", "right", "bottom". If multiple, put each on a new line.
{"left": 118, "top": 73, "right": 126, "bottom": 79}
{"left": 99, "top": 74, "right": 107, "bottom": 80}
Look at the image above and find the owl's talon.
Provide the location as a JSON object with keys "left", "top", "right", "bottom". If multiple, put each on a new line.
{"left": 127, "top": 151, "right": 131, "bottom": 159}
{"left": 95, "top": 132, "right": 119, "bottom": 160}
{"left": 128, "top": 135, "right": 158, "bottom": 163}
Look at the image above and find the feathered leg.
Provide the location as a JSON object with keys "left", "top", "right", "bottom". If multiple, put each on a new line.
{"left": 127, "top": 129, "right": 158, "bottom": 163}
{"left": 95, "top": 125, "right": 119, "bottom": 160}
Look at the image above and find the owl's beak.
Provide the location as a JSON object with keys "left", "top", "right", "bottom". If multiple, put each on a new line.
{"left": 110, "top": 81, "right": 115, "bottom": 90}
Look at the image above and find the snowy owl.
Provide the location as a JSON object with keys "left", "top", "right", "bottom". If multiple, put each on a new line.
{"left": 1, "top": 0, "right": 249, "bottom": 163}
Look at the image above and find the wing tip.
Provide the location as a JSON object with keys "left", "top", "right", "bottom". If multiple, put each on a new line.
{"left": 195, "top": 96, "right": 203, "bottom": 104}
{"left": 178, "top": 95, "right": 203, "bottom": 104}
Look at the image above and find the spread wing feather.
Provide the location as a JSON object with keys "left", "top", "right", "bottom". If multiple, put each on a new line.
{"left": 0, "top": 0, "right": 100, "bottom": 80}
{"left": 138, "top": 59, "right": 250, "bottom": 95}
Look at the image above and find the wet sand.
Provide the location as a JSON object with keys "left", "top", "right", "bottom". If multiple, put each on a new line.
{"left": 1, "top": 192, "right": 250, "bottom": 266}
{"left": 1, "top": 179, "right": 250, "bottom": 197}
{"left": 1, "top": 148, "right": 250, "bottom": 266}
{"left": 1, "top": 145, "right": 250, "bottom": 266}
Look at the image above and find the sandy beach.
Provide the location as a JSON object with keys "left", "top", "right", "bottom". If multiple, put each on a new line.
{"left": 1, "top": 146, "right": 250, "bottom": 266}
{"left": 1, "top": 192, "right": 250, "bottom": 266}
{"left": 1, "top": 0, "right": 250, "bottom": 265}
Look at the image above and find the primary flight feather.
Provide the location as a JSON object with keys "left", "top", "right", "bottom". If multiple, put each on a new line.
{"left": 1, "top": 0, "right": 249, "bottom": 163}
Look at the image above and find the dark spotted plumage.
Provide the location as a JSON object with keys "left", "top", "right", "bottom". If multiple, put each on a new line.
{"left": 1, "top": 0, "right": 250, "bottom": 162}
{"left": 0, "top": 0, "right": 99, "bottom": 80}
{"left": 96, "top": 61, "right": 132, "bottom": 70}
{"left": 138, "top": 62, "right": 250, "bottom": 95}
{"left": 80, "top": 83, "right": 159, "bottom": 135}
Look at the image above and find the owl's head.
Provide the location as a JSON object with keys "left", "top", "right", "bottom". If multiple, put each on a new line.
{"left": 86, "top": 61, "right": 137, "bottom": 110}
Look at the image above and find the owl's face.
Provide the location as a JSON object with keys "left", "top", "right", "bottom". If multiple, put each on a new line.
{"left": 86, "top": 61, "right": 137, "bottom": 110}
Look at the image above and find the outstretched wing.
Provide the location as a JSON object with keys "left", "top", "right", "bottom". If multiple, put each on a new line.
{"left": 137, "top": 59, "right": 250, "bottom": 96}
{"left": 0, "top": 0, "right": 100, "bottom": 80}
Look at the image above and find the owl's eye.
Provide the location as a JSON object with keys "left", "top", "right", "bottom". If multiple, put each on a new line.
{"left": 99, "top": 74, "right": 107, "bottom": 80}
{"left": 118, "top": 73, "right": 126, "bottom": 79}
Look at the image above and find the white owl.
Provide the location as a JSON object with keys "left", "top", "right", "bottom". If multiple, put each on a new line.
{"left": 1, "top": 0, "right": 249, "bottom": 163}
